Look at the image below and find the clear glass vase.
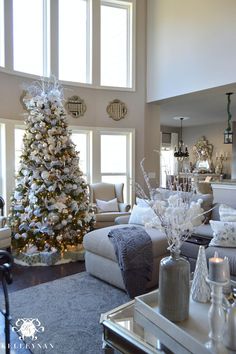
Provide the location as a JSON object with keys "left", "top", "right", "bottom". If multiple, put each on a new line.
{"left": 158, "top": 249, "right": 190, "bottom": 322}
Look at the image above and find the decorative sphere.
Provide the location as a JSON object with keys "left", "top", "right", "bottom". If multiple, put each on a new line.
{"left": 35, "top": 133, "right": 42, "bottom": 140}
{"left": 41, "top": 171, "right": 50, "bottom": 180}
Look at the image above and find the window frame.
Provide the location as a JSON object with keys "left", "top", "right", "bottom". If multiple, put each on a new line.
{"left": 100, "top": 0, "right": 134, "bottom": 89}
{"left": 70, "top": 128, "right": 92, "bottom": 182}
{"left": 0, "top": 0, "right": 5, "bottom": 67}
{"left": 58, "top": 0, "right": 92, "bottom": 84}
{"left": 0, "top": 120, "right": 135, "bottom": 211}
{"left": 94, "top": 128, "right": 134, "bottom": 204}
{"left": 12, "top": 0, "right": 49, "bottom": 77}
{"left": 0, "top": 0, "right": 136, "bottom": 91}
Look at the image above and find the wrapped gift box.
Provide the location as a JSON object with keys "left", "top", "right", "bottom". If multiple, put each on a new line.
{"left": 40, "top": 250, "right": 61, "bottom": 265}
{"left": 18, "top": 252, "right": 41, "bottom": 266}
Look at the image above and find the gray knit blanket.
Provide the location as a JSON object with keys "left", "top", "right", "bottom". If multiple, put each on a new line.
{"left": 108, "top": 226, "right": 153, "bottom": 298}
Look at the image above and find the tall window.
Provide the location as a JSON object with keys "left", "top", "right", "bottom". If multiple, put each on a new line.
{"left": 160, "top": 132, "right": 178, "bottom": 188}
{"left": 13, "top": 0, "right": 49, "bottom": 76}
{"left": 14, "top": 128, "right": 24, "bottom": 173}
{"left": 71, "top": 131, "right": 90, "bottom": 181}
{"left": 0, "top": 124, "right": 4, "bottom": 197}
{"left": 2, "top": 0, "right": 135, "bottom": 89}
{"left": 100, "top": 0, "right": 133, "bottom": 88}
{"left": 100, "top": 133, "right": 131, "bottom": 202}
{"left": 0, "top": 0, "right": 4, "bottom": 67}
{"left": 58, "top": 0, "right": 91, "bottom": 83}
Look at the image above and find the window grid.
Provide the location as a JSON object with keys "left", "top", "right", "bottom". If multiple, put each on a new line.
{"left": 100, "top": 0, "right": 132, "bottom": 88}
{"left": 58, "top": 0, "right": 91, "bottom": 84}
{"left": 11, "top": 125, "right": 134, "bottom": 205}
{"left": 13, "top": 0, "right": 45, "bottom": 75}
{"left": 0, "top": 0, "right": 4, "bottom": 67}
{"left": 0, "top": 0, "right": 135, "bottom": 90}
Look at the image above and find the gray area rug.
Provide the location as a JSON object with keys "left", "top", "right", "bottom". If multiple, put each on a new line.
{"left": 1, "top": 272, "right": 129, "bottom": 354}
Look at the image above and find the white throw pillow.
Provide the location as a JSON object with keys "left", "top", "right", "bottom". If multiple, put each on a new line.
{"left": 219, "top": 204, "right": 236, "bottom": 222}
{"left": 96, "top": 198, "right": 119, "bottom": 213}
{"left": 128, "top": 204, "right": 157, "bottom": 226}
{"left": 209, "top": 220, "right": 236, "bottom": 247}
{"left": 136, "top": 197, "right": 150, "bottom": 208}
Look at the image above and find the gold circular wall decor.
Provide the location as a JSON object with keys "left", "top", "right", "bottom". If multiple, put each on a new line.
{"left": 65, "top": 95, "right": 87, "bottom": 118}
{"left": 106, "top": 99, "right": 127, "bottom": 121}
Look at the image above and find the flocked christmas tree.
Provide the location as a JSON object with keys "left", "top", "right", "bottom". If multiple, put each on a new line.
{"left": 9, "top": 78, "right": 95, "bottom": 259}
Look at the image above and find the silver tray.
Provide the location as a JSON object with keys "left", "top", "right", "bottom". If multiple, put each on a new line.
{"left": 134, "top": 289, "right": 213, "bottom": 354}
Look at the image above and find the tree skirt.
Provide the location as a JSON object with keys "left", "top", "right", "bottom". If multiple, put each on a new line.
{"left": 0, "top": 272, "right": 129, "bottom": 353}
{"left": 13, "top": 246, "right": 85, "bottom": 266}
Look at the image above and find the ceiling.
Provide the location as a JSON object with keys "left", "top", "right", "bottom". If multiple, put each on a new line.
{"left": 158, "top": 82, "right": 236, "bottom": 127}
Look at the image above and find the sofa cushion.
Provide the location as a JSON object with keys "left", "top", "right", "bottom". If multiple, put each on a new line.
{"left": 96, "top": 198, "right": 119, "bottom": 212}
{"left": 83, "top": 224, "right": 168, "bottom": 262}
{"left": 95, "top": 211, "right": 130, "bottom": 222}
{"left": 206, "top": 247, "right": 236, "bottom": 276}
{"left": 0, "top": 227, "right": 11, "bottom": 249}
{"left": 192, "top": 193, "right": 213, "bottom": 223}
{"left": 209, "top": 220, "right": 236, "bottom": 247}
{"left": 211, "top": 203, "right": 220, "bottom": 221}
{"left": 219, "top": 204, "right": 236, "bottom": 222}
{"left": 128, "top": 204, "right": 158, "bottom": 226}
{"left": 192, "top": 224, "right": 213, "bottom": 239}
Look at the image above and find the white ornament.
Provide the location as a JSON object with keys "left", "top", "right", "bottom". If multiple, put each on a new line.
{"left": 35, "top": 133, "right": 42, "bottom": 140}
{"left": 41, "top": 171, "right": 50, "bottom": 180}
{"left": 31, "top": 183, "right": 38, "bottom": 191}
{"left": 14, "top": 191, "right": 22, "bottom": 200}
{"left": 191, "top": 246, "right": 211, "bottom": 303}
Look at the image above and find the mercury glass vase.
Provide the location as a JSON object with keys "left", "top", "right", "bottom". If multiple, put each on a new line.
{"left": 158, "top": 249, "right": 190, "bottom": 322}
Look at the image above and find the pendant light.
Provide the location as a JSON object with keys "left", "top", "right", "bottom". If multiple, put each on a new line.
{"left": 174, "top": 117, "right": 189, "bottom": 160}
{"left": 224, "top": 92, "right": 233, "bottom": 144}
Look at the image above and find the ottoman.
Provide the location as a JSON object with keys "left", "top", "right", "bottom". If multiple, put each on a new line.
{"left": 83, "top": 224, "right": 168, "bottom": 291}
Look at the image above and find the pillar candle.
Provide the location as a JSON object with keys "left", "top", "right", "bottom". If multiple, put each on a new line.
{"left": 209, "top": 255, "right": 226, "bottom": 282}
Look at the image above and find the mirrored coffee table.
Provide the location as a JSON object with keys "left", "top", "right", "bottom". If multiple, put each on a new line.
{"left": 101, "top": 299, "right": 172, "bottom": 354}
{"left": 101, "top": 288, "right": 236, "bottom": 354}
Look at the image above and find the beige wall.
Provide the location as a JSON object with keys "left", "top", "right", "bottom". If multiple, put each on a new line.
{"left": 147, "top": 0, "right": 236, "bottom": 102}
{"left": 183, "top": 123, "right": 232, "bottom": 177}
{"left": 0, "top": 0, "right": 162, "bottom": 201}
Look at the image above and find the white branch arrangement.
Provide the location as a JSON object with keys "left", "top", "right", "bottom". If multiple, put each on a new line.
{"left": 136, "top": 158, "right": 207, "bottom": 253}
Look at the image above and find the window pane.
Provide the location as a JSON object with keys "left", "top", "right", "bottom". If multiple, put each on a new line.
{"left": 101, "top": 2, "right": 131, "bottom": 87}
{"left": 101, "top": 135, "right": 126, "bottom": 173}
{"left": 59, "top": 0, "right": 90, "bottom": 83}
{"left": 15, "top": 128, "right": 24, "bottom": 173}
{"left": 71, "top": 133, "right": 87, "bottom": 176}
{"left": 0, "top": 0, "right": 4, "bottom": 67}
{"left": 13, "top": 0, "right": 44, "bottom": 75}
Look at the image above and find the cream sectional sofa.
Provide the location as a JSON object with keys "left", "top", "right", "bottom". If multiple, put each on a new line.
{"left": 83, "top": 192, "right": 236, "bottom": 291}
{"left": 83, "top": 224, "right": 169, "bottom": 291}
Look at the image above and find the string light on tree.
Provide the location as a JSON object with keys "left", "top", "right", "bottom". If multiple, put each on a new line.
{"left": 9, "top": 77, "right": 95, "bottom": 264}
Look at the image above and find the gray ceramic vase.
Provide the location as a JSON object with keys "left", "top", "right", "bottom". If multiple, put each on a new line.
{"left": 159, "top": 250, "right": 190, "bottom": 322}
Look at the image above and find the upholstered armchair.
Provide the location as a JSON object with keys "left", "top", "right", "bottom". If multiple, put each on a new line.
{"left": 0, "top": 197, "right": 11, "bottom": 250}
{"left": 89, "top": 182, "right": 131, "bottom": 229}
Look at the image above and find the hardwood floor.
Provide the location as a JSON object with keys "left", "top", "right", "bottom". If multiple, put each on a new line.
{"left": 4, "top": 260, "right": 86, "bottom": 293}
{"left": 0, "top": 261, "right": 86, "bottom": 353}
